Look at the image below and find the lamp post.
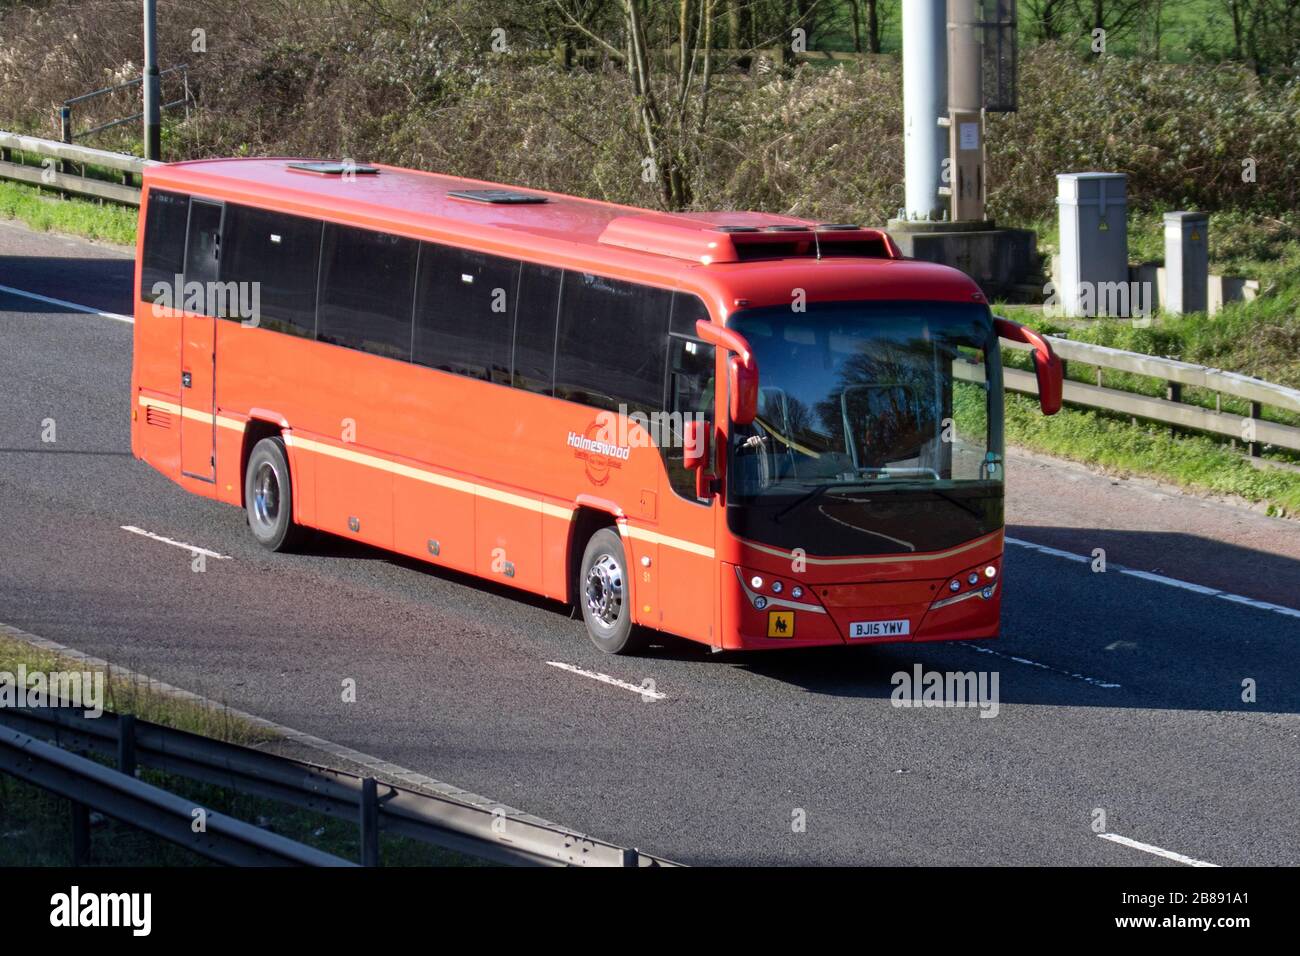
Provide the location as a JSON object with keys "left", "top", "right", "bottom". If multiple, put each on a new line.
{"left": 143, "top": 0, "right": 161, "bottom": 161}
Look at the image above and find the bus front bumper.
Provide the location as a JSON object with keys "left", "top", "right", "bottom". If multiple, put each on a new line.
{"left": 719, "top": 559, "right": 1002, "bottom": 651}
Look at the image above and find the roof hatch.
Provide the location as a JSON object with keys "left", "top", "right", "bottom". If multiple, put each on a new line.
{"left": 448, "top": 188, "right": 549, "bottom": 205}
{"left": 286, "top": 161, "right": 379, "bottom": 176}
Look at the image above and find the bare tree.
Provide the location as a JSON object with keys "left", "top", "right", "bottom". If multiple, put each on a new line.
{"left": 1226, "top": 0, "right": 1300, "bottom": 74}
{"left": 1071, "top": 0, "right": 1152, "bottom": 40}
{"left": 1023, "top": 0, "right": 1072, "bottom": 40}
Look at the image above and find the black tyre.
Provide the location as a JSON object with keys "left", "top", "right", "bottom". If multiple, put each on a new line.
{"left": 578, "top": 528, "right": 647, "bottom": 655}
{"left": 244, "top": 436, "right": 305, "bottom": 552}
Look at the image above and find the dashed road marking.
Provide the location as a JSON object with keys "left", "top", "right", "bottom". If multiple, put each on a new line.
{"left": 1006, "top": 536, "right": 1300, "bottom": 621}
{"left": 546, "top": 661, "right": 666, "bottom": 700}
{"left": 121, "top": 525, "right": 232, "bottom": 560}
{"left": 0, "top": 282, "right": 133, "bottom": 323}
{"left": 965, "top": 643, "right": 1121, "bottom": 689}
{"left": 1098, "top": 832, "right": 1219, "bottom": 867}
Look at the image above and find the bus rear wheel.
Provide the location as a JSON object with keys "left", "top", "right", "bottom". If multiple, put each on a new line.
{"left": 244, "top": 436, "right": 305, "bottom": 552}
{"left": 579, "top": 528, "right": 647, "bottom": 655}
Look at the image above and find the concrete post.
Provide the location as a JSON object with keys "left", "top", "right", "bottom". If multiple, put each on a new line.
{"left": 903, "top": 0, "right": 948, "bottom": 222}
{"left": 1057, "top": 173, "right": 1129, "bottom": 317}
{"left": 1163, "top": 212, "right": 1209, "bottom": 315}
{"left": 946, "top": 0, "right": 986, "bottom": 223}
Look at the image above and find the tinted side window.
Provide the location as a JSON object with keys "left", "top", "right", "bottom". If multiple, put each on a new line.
{"left": 664, "top": 336, "right": 716, "bottom": 502}
{"left": 140, "top": 189, "right": 190, "bottom": 302}
{"left": 413, "top": 244, "right": 518, "bottom": 383}
{"left": 183, "top": 200, "right": 223, "bottom": 294}
{"left": 511, "top": 263, "right": 561, "bottom": 395}
{"left": 317, "top": 224, "right": 417, "bottom": 360}
{"left": 554, "top": 273, "right": 671, "bottom": 414}
{"left": 221, "top": 204, "right": 321, "bottom": 338}
{"left": 671, "top": 291, "right": 711, "bottom": 337}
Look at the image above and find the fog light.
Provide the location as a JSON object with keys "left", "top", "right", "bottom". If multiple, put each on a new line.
{"left": 750, "top": 576, "right": 763, "bottom": 589}
{"left": 949, "top": 580, "right": 961, "bottom": 593}
{"left": 968, "top": 573, "right": 979, "bottom": 585}
{"left": 791, "top": 586, "right": 803, "bottom": 599}
{"left": 984, "top": 565, "right": 997, "bottom": 579}
{"left": 771, "top": 581, "right": 783, "bottom": 594}
{"left": 754, "top": 596, "right": 768, "bottom": 610}
{"left": 981, "top": 586, "right": 994, "bottom": 599}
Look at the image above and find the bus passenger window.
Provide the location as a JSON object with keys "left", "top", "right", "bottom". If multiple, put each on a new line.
{"left": 413, "top": 243, "right": 518, "bottom": 383}
{"left": 221, "top": 204, "right": 321, "bottom": 337}
{"left": 554, "top": 273, "right": 670, "bottom": 416}
{"left": 140, "top": 189, "right": 190, "bottom": 303}
{"left": 317, "top": 224, "right": 417, "bottom": 361}
{"left": 511, "top": 263, "right": 561, "bottom": 396}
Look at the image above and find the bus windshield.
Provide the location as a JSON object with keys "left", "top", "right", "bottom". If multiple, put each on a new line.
{"left": 726, "top": 300, "right": 1004, "bottom": 557}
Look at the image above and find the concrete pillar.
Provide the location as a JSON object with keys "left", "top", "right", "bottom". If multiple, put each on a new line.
{"left": 1163, "top": 212, "right": 1209, "bottom": 315}
{"left": 946, "top": 0, "right": 986, "bottom": 222}
{"left": 1057, "top": 173, "right": 1129, "bottom": 317}
{"left": 903, "top": 0, "right": 948, "bottom": 222}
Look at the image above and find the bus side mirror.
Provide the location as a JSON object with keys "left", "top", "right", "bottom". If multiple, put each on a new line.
{"left": 693, "top": 319, "right": 759, "bottom": 425}
{"left": 729, "top": 355, "right": 758, "bottom": 426}
{"left": 994, "top": 317, "right": 1063, "bottom": 416}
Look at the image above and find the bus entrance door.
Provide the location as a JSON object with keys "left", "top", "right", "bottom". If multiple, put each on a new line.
{"left": 179, "top": 198, "right": 222, "bottom": 483}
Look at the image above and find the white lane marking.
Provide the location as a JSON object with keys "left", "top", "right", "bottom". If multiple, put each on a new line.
{"left": 0, "top": 282, "right": 133, "bottom": 323}
{"left": 965, "top": 643, "right": 1121, "bottom": 688}
{"left": 1098, "top": 832, "right": 1219, "bottom": 867}
{"left": 545, "top": 661, "right": 666, "bottom": 700}
{"left": 1005, "top": 536, "right": 1300, "bottom": 620}
{"left": 120, "top": 525, "right": 232, "bottom": 560}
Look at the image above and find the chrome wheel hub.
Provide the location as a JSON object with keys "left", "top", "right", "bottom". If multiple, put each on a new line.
{"left": 252, "top": 461, "right": 280, "bottom": 528}
{"left": 584, "top": 554, "right": 624, "bottom": 628}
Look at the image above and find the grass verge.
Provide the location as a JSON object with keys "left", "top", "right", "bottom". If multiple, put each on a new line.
{"left": 1001, "top": 392, "right": 1300, "bottom": 517}
{"left": 0, "top": 179, "right": 136, "bottom": 245}
{"left": 0, "top": 632, "right": 480, "bottom": 866}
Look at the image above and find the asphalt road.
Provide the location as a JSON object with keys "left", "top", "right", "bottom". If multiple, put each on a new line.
{"left": 2, "top": 220, "right": 1298, "bottom": 866}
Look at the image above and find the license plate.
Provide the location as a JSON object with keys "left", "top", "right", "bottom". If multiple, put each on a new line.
{"left": 849, "top": 619, "right": 910, "bottom": 639}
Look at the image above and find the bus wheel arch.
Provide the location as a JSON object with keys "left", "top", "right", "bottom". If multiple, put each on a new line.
{"left": 568, "top": 508, "right": 646, "bottom": 655}
{"left": 242, "top": 429, "right": 306, "bottom": 553}
{"left": 238, "top": 419, "right": 283, "bottom": 509}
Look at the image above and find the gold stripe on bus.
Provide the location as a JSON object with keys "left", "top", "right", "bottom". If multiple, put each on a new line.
{"left": 284, "top": 434, "right": 585, "bottom": 525}
{"left": 739, "top": 529, "right": 1002, "bottom": 566}
{"left": 138, "top": 395, "right": 244, "bottom": 432}
{"left": 621, "top": 523, "right": 715, "bottom": 559}
{"left": 287, "top": 435, "right": 711, "bottom": 557}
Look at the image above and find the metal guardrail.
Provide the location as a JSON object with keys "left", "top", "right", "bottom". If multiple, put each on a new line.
{"left": 996, "top": 332, "right": 1300, "bottom": 455}
{"left": 0, "top": 723, "right": 354, "bottom": 866}
{"left": 0, "top": 705, "right": 677, "bottom": 867}
{"left": 62, "top": 64, "right": 192, "bottom": 142}
{"left": 0, "top": 130, "right": 151, "bottom": 205}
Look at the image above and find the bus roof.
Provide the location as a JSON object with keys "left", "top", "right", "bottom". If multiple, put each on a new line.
{"left": 144, "top": 158, "right": 984, "bottom": 313}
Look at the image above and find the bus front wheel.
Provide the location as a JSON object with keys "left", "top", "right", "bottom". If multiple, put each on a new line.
{"left": 244, "top": 436, "right": 305, "bottom": 552}
{"left": 579, "top": 528, "right": 647, "bottom": 655}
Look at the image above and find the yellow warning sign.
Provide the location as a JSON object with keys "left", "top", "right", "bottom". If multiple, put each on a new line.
{"left": 1191, "top": 230, "right": 1201, "bottom": 242}
{"left": 767, "top": 610, "right": 794, "bottom": 638}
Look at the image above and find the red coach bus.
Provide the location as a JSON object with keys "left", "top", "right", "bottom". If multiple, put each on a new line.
{"left": 130, "top": 158, "right": 1061, "bottom": 654}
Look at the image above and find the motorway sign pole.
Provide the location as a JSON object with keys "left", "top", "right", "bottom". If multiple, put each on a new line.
{"left": 143, "top": 0, "right": 161, "bottom": 161}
